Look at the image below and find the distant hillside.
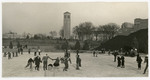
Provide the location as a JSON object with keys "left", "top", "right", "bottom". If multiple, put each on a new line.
{"left": 96, "top": 28, "right": 148, "bottom": 53}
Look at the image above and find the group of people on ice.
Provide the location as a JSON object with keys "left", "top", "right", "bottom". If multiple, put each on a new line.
{"left": 111, "top": 49, "right": 148, "bottom": 74}
{"left": 3, "top": 48, "right": 24, "bottom": 59}
{"left": 92, "top": 48, "right": 148, "bottom": 74}
{"left": 25, "top": 49, "right": 82, "bottom": 71}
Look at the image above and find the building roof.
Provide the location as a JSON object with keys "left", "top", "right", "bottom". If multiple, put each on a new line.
{"left": 64, "top": 11, "right": 70, "bottom": 14}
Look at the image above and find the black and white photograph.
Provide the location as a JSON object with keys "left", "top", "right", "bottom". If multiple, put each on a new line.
{"left": 1, "top": 0, "right": 149, "bottom": 79}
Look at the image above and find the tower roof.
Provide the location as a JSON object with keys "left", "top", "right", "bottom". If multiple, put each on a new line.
{"left": 64, "top": 11, "right": 70, "bottom": 14}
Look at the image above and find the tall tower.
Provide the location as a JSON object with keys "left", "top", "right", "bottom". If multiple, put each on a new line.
{"left": 63, "top": 12, "right": 71, "bottom": 39}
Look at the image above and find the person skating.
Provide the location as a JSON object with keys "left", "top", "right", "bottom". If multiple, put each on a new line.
{"left": 16, "top": 52, "right": 18, "bottom": 57}
{"left": 76, "top": 55, "right": 81, "bottom": 70}
{"left": 18, "top": 48, "right": 20, "bottom": 54}
{"left": 12, "top": 52, "right": 15, "bottom": 57}
{"left": 42, "top": 54, "right": 52, "bottom": 70}
{"left": 28, "top": 48, "right": 30, "bottom": 54}
{"left": 117, "top": 55, "right": 121, "bottom": 67}
{"left": 76, "top": 49, "right": 79, "bottom": 55}
{"left": 93, "top": 50, "right": 95, "bottom": 57}
{"left": 8, "top": 52, "right": 11, "bottom": 59}
{"left": 137, "top": 56, "right": 143, "bottom": 70}
{"left": 63, "top": 57, "right": 69, "bottom": 71}
{"left": 136, "top": 53, "right": 139, "bottom": 62}
{"left": 20, "top": 47, "right": 23, "bottom": 55}
{"left": 38, "top": 49, "right": 41, "bottom": 55}
{"left": 108, "top": 50, "right": 111, "bottom": 55}
{"left": 34, "top": 56, "right": 42, "bottom": 71}
{"left": 143, "top": 56, "right": 148, "bottom": 74}
{"left": 121, "top": 55, "right": 125, "bottom": 68}
{"left": 95, "top": 50, "right": 98, "bottom": 57}
{"left": 4, "top": 52, "right": 7, "bottom": 57}
{"left": 64, "top": 50, "right": 71, "bottom": 64}
{"left": 34, "top": 52, "right": 37, "bottom": 56}
{"left": 114, "top": 50, "right": 118, "bottom": 62}
{"left": 25, "top": 58, "right": 34, "bottom": 70}
{"left": 52, "top": 57, "right": 60, "bottom": 67}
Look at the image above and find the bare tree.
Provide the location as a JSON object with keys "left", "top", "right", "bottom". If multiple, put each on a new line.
{"left": 59, "top": 28, "right": 64, "bottom": 38}
{"left": 49, "top": 31, "right": 57, "bottom": 39}
{"left": 73, "top": 22, "right": 94, "bottom": 40}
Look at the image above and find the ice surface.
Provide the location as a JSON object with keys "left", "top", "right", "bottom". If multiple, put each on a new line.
{"left": 2, "top": 52, "right": 148, "bottom": 77}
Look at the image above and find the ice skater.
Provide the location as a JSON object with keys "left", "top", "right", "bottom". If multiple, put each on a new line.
{"left": 76, "top": 49, "right": 79, "bottom": 55}
{"left": 12, "top": 52, "right": 15, "bottom": 57}
{"left": 121, "top": 55, "right": 125, "bottom": 68}
{"left": 63, "top": 56, "right": 69, "bottom": 71}
{"left": 42, "top": 54, "right": 52, "bottom": 70}
{"left": 16, "top": 52, "right": 18, "bottom": 57}
{"left": 143, "top": 56, "right": 148, "bottom": 74}
{"left": 108, "top": 50, "right": 111, "bottom": 55}
{"left": 8, "top": 52, "right": 11, "bottom": 59}
{"left": 28, "top": 48, "right": 31, "bottom": 54}
{"left": 95, "top": 50, "right": 98, "bottom": 57}
{"left": 25, "top": 58, "right": 34, "bottom": 70}
{"left": 64, "top": 50, "right": 71, "bottom": 64}
{"left": 20, "top": 47, "right": 23, "bottom": 55}
{"left": 34, "top": 52, "right": 37, "bottom": 56}
{"left": 3, "top": 52, "right": 7, "bottom": 57}
{"left": 114, "top": 50, "right": 118, "bottom": 62}
{"left": 34, "top": 56, "right": 42, "bottom": 71}
{"left": 38, "top": 49, "right": 41, "bottom": 55}
{"left": 117, "top": 55, "right": 121, "bottom": 67}
{"left": 52, "top": 57, "right": 60, "bottom": 67}
{"left": 76, "top": 55, "right": 81, "bottom": 70}
{"left": 93, "top": 50, "right": 95, "bottom": 57}
{"left": 137, "top": 56, "right": 143, "bottom": 70}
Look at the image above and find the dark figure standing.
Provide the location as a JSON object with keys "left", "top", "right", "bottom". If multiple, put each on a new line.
{"left": 38, "top": 49, "right": 41, "bottom": 55}
{"left": 137, "top": 56, "right": 143, "bottom": 70}
{"left": 95, "top": 50, "right": 98, "bottom": 57}
{"left": 136, "top": 53, "right": 139, "bottom": 62}
{"left": 108, "top": 50, "right": 110, "bottom": 55}
{"left": 20, "top": 48, "right": 23, "bottom": 55}
{"left": 64, "top": 50, "right": 71, "bottom": 64}
{"left": 93, "top": 50, "right": 95, "bottom": 57}
{"left": 143, "top": 56, "right": 148, "bottom": 74}
{"left": 34, "top": 52, "right": 37, "bottom": 56}
{"left": 4, "top": 52, "right": 7, "bottom": 57}
{"left": 28, "top": 49, "right": 31, "bottom": 54}
{"left": 18, "top": 48, "right": 20, "bottom": 54}
{"left": 63, "top": 57, "right": 69, "bottom": 71}
{"left": 16, "top": 52, "right": 18, "bottom": 57}
{"left": 42, "top": 54, "right": 52, "bottom": 70}
{"left": 34, "top": 56, "right": 42, "bottom": 71}
{"left": 8, "top": 52, "right": 11, "bottom": 59}
{"left": 114, "top": 51, "right": 118, "bottom": 62}
{"left": 76, "top": 49, "right": 79, "bottom": 55}
{"left": 117, "top": 55, "right": 121, "bottom": 67}
{"left": 76, "top": 55, "right": 81, "bottom": 70}
{"left": 25, "top": 58, "right": 34, "bottom": 70}
{"left": 12, "top": 52, "right": 15, "bottom": 57}
{"left": 121, "top": 55, "right": 125, "bottom": 68}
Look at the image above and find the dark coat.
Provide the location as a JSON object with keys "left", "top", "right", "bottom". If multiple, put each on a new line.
{"left": 121, "top": 56, "right": 125, "bottom": 62}
{"left": 34, "top": 56, "right": 42, "bottom": 65}
{"left": 28, "top": 58, "right": 34, "bottom": 63}
{"left": 137, "top": 57, "right": 143, "bottom": 63}
{"left": 76, "top": 57, "right": 81, "bottom": 67}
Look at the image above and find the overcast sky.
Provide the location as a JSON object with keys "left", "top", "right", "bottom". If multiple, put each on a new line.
{"left": 2, "top": 2, "right": 148, "bottom": 35}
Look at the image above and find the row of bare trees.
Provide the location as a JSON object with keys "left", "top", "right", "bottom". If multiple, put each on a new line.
{"left": 72, "top": 22, "right": 119, "bottom": 41}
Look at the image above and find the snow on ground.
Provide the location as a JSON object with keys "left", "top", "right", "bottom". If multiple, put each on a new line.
{"left": 2, "top": 52, "right": 148, "bottom": 77}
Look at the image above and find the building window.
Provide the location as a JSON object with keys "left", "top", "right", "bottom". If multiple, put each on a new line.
{"left": 64, "top": 15, "right": 66, "bottom": 18}
{"left": 68, "top": 15, "right": 70, "bottom": 18}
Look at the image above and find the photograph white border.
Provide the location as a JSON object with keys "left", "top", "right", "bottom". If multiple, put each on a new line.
{"left": 0, "top": 0, "right": 149, "bottom": 80}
